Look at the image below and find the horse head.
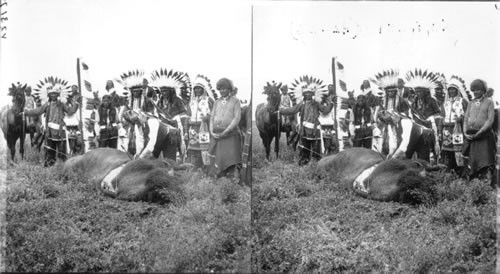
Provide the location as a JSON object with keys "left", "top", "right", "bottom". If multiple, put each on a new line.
{"left": 8, "top": 83, "right": 27, "bottom": 113}
{"left": 263, "top": 81, "right": 282, "bottom": 113}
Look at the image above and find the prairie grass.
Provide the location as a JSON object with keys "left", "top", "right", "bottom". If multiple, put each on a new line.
{"left": 251, "top": 125, "right": 496, "bottom": 273}
{"left": 3, "top": 143, "right": 250, "bottom": 273}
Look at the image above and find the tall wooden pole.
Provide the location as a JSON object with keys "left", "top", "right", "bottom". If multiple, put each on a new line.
{"left": 76, "top": 58, "right": 84, "bottom": 152}
{"left": 496, "top": 108, "right": 500, "bottom": 187}
{"left": 331, "top": 57, "right": 339, "bottom": 153}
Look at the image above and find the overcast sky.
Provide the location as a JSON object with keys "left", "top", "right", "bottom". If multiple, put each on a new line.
{"left": 253, "top": 2, "right": 500, "bottom": 112}
{"left": 0, "top": 0, "right": 251, "bottom": 105}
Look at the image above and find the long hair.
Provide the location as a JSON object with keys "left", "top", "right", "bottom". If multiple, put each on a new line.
{"left": 353, "top": 97, "right": 371, "bottom": 124}
{"left": 98, "top": 100, "right": 117, "bottom": 124}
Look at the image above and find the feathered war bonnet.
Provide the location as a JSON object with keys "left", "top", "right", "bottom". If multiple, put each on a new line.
{"left": 192, "top": 74, "right": 218, "bottom": 101}
{"left": 369, "top": 69, "right": 400, "bottom": 110}
{"left": 433, "top": 72, "right": 447, "bottom": 103}
{"left": 33, "top": 76, "right": 71, "bottom": 104}
{"left": 370, "top": 69, "right": 399, "bottom": 94}
{"left": 149, "top": 69, "right": 192, "bottom": 103}
{"left": 405, "top": 69, "right": 441, "bottom": 99}
{"left": 115, "top": 70, "right": 145, "bottom": 104}
{"left": 289, "top": 75, "right": 328, "bottom": 104}
{"left": 446, "top": 75, "right": 471, "bottom": 101}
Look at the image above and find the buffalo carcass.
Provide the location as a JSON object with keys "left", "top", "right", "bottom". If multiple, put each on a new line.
{"left": 316, "top": 147, "right": 437, "bottom": 204}
{"left": 63, "top": 148, "right": 187, "bottom": 203}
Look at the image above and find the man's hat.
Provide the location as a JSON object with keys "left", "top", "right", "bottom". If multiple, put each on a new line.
{"left": 33, "top": 76, "right": 71, "bottom": 104}
{"left": 290, "top": 75, "right": 328, "bottom": 103}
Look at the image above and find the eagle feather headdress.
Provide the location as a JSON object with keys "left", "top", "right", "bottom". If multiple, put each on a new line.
{"left": 149, "top": 68, "right": 191, "bottom": 102}
{"left": 289, "top": 75, "right": 328, "bottom": 104}
{"left": 116, "top": 70, "right": 145, "bottom": 90}
{"left": 405, "top": 69, "right": 441, "bottom": 99}
{"left": 192, "top": 74, "right": 218, "bottom": 100}
{"left": 369, "top": 69, "right": 399, "bottom": 94}
{"left": 447, "top": 75, "right": 471, "bottom": 101}
{"left": 433, "top": 72, "right": 447, "bottom": 102}
{"left": 33, "top": 76, "right": 71, "bottom": 104}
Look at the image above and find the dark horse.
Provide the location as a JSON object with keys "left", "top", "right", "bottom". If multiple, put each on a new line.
{"left": 25, "top": 94, "right": 44, "bottom": 152}
{"left": 256, "top": 82, "right": 294, "bottom": 160}
{"left": 0, "top": 83, "right": 27, "bottom": 162}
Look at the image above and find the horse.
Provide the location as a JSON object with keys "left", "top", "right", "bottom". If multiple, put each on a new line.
{"left": 0, "top": 84, "right": 27, "bottom": 162}
{"left": 25, "top": 96, "right": 44, "bottom": 152}
{"left": 63, "top": 148, "right": 190, "bottom": 203}
{"left": 375, "top": 109, "right": 437, "bottom": 163}
{"left": 255, "top": 82, "right": 295, "bottom": 160}
{"left": 316, "top": 147, "right": 439, "bottom": 204}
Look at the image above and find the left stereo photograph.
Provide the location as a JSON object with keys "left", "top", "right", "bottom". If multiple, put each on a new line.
{"left": 0, "top": 1, "right": 252, "bottom": 273}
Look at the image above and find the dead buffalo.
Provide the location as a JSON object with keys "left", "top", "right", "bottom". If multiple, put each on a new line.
{"left": 316, "top": 147, "right": 437, "bottom": 204}
{"left": 63, "top": 148, "right": 187, "bottom": 203}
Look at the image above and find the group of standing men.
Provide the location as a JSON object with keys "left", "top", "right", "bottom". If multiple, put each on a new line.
{"left": 21, "top": 70, "right": 246, "bottom": 181}
{"left": 277, "top": 70, "right": 497, "bottom": 186}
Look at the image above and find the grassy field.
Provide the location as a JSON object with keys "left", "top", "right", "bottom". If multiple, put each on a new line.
{"left": 2, "top": 144, "right": 250, "bottom": 273}
{"left": 251, "top": 124, "right": 496, "bottom": 273}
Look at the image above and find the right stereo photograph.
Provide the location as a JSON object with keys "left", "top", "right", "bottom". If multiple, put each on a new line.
{"left": 251, "top": 2, "right": 499, "bottom": 273}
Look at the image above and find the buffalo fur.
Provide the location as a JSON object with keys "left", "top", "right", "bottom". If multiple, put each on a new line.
{"left": 316, "top": 147, "right": 384, "bottom": 184}
{"left": 316, "top": 147, "right": 436, "bottom": 205}
{"left": 63, "top": 148, "right": 184, "bottom": 204}
{"left": 113, "top": 158, "right": 184, "bottom": 204}
{"left": 364, "top": 159, "right": 436, "bottom": 204}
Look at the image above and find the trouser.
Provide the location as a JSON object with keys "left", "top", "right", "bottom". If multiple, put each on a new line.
{"left": 353, "top": 128, "right": 373, "bottom": 149}
{"left": 322, "top": 137, "right": 337, "bottom": 155}
{"left": 299, "top": 138, "right": 321, "bottom": 166}
{"left": 99, "top": 137, "right": 118, "bottom": 149}
{"left": 128, "top": 125, "right": 144, "bottom": 156}
{"left": 45, "top": 138, "right": 66, "bottom": 167}
{"left": 161, "top": 144, "right": 178, "bottom": 161}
